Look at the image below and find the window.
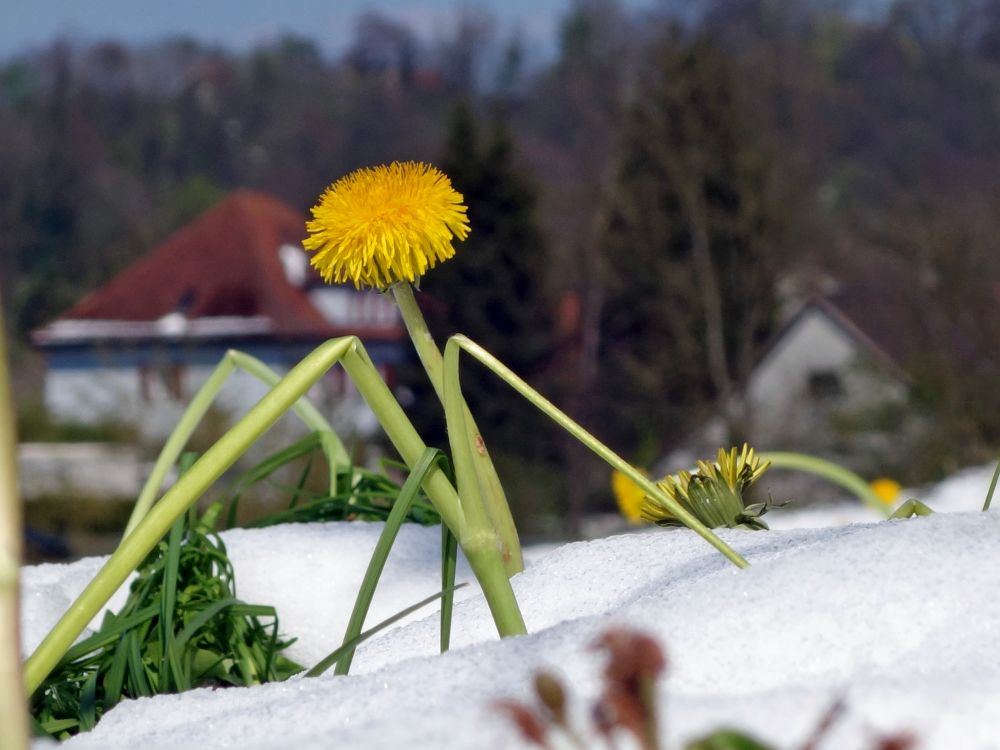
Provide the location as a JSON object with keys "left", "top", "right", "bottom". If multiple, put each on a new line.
{"left": 808, "top": 370, "right": 843, "bottom": 400}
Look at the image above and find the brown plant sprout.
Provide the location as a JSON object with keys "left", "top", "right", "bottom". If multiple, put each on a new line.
{"left": 871, "top": 733, "right": 917, "bottom": 750}
{"left": 494, "top": 699, "right": 552, "bottom": 748}
{"left": 535, "top": 671, "right": 569, "bottom": 727}
{"left": 799, "top": 699, "right": 846, "bottom": 750}
{"left": 591, "top": 628, "right": 667, "bottom": 750}
{"left": 495, "top": 627, "right": 666, "bottom": 750}
{"left": 497, "top": 628, "right": 918, "bottom": 750}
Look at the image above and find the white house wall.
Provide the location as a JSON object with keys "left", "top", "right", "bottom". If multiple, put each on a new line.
{"left": 746, "top": 308, "right": 906, "bottom": 443}
{"left": 46, "top": 368, "right": 144, "bottom": 426}
{"left": 45, "top": 358, "right": 387, "bottom": 442}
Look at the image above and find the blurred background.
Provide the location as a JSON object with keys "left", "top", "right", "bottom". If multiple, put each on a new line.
{"left": 4, "top": 0, "right": 1000, "bottom": 559}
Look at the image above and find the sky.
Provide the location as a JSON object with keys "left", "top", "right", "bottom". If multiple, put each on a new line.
{"left": 2, "top": 0, "right": 647, "bottom": 61}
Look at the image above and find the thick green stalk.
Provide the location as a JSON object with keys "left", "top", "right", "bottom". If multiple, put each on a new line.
{"left": 25, "top": 338, "right": 356, "bottom": 693}
{"left": 391, "top": 283, "right": 523, "bottom": 575}
{"left": 340, "top": 345, "right": 526, "bottom": 636}
{"left": 0, "top": 302, "right": 28, "bottom": 749}
{"left": 28, "top": 336, "right": 526, "bottom": 694}
{"left": 449, "top": 335, "right": 750, "bottom": 569}
{"left": 123, "top": 350, "right": 350, "bottom": 538}
{"left": 760, "top": 452, "right": 890, "bottom": 517}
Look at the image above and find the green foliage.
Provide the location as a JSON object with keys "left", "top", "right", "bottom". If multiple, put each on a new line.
{"left": 16, "top": 401, "right": 137, "bottom": 444}
{"left": 889, "top": 498, "right": 934, "bottom": 518}
{"left": 31, "top": 505, "right": 302, "bottom": 739}
{"left": 219, "top": 431, "right": 441, "bottom": 528}
{"left": 684, "top": 731, "right": 773, "bottom": 750}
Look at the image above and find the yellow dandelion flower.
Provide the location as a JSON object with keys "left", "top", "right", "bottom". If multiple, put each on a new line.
{"left": 611, "top": 469, "right": 648, "bottom": 524}
{"left": 870, "top": 477, "right": 902, "bottom": 505}
{"left": 304, "top": 161, "right": 470, "bottom": 289}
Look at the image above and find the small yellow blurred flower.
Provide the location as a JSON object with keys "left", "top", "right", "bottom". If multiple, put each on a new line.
{"left": 870, "top": 477, "right": 902, "bottom": 505}
{"left": 304, "top": 161, "right": 470, "bottom": 289}
{"left": 611, "top": 469, "right": 647, "bottom": 524}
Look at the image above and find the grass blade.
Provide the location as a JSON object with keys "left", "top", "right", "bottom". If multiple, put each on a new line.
{"left": 983, "top": 457, "right": 1000, "bottom": 511}
{"left": 159, "top": 516, "right": 184, "bottom": 691}
{"left": 306, "top": 583, "right": 468, "bottom": 678}
{"left": 222, "top": 432, "right": 326, "bottom": 527}
{"left": 440, "top": 523, "right": 458, "bottom": 654}
{"left": 56, "top": 607, "right": 159, "bottom": 666}
{"left": 78, "top": 671, "right": 98, "bottom": 732}
{"left": 172, "top": 598, "right": 242, "bottom": 648}
{"left": 333, "top": 447, "right": 446, "bottom": 676}
{"left": 103, "top": 635, "right": 129, "bottom": 707}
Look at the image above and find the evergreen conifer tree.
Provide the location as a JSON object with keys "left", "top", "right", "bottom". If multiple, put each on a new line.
{"left": 597, "top": 30, "right": 783, "bottom": 460}
{"left": 422, "top": 100, "right": 556, "bottom": 464}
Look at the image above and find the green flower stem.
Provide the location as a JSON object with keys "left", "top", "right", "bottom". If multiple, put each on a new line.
{"left": 25, "top": 338, "right": 356, "bottom": 694}
{"left": 391, "top": 283, "right": 523, "bottom": 575}
{"left": 448, "top": 336, "right": 749, "bottom": 569}
{"left": 123, "top": 349, "right": 351, "bottom": 538}
{"left": 0, "top": 302, "right": 28, "bottom": 750}
{"left": 28, "top": 336, "right": 526, "bottom": 695}
{"left": 760, "top": 452, "right": 890, "bottom": 517}
{"left": 340, "top": 345, "right": 526, "bottom": 636}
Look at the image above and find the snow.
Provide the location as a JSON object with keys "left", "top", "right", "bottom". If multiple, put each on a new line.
{"left": 22, "top": 464, "right": 1000, "bottom": 750}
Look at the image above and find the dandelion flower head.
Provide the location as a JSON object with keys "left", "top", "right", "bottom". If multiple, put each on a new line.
{"left": 304, "top": 161, "right": 470, "bottom": 289}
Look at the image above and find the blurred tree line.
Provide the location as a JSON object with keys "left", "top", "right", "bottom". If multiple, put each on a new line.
{"left": 3, "top": 0, "right": 1000, "bottom": 532}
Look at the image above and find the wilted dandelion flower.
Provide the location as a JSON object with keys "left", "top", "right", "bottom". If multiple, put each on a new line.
{"left": 304, "top": 161, "right": 470, "bottom": 289}
{"left": 642, "top": 444, "right": 773, "bottom": 530}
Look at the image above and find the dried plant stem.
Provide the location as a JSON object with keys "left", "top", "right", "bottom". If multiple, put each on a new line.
{"left": 0, "top": 301, "right": 28, "bottom": 749}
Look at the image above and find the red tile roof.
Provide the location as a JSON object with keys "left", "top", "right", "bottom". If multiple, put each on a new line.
{"left": 47, "top": 190, "right": 343, "bottom": 339}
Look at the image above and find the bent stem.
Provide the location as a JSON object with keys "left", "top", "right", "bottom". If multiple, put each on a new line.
{"left": 446, "top": 335, "right": 749, "bottom": 569}
{"left": 340, "top": 344, "right": 527, "bottom": 637}
{"left": 760, "top": 452, "right": 890, "bottom": 517}
{"left": 25, "top": 337, "right": 357, "bottom": 694}
{"left": 27, "top": 336, "right": 526, "bottom": 694}
{"left": 392, "top": 283, "right": 523, "bottom": 576}
{"left": 123, "top": 349, "right": 351, "bottom": 538}
{"left": 0, "top": 301, "right": 28, "bottom": 750}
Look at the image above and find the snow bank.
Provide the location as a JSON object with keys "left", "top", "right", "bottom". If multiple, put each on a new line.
{"left": 22, "top": 470, "right": 1000, "bottom": 749}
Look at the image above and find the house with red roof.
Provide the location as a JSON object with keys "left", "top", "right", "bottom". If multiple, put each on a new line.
{"left": 32, "top": 190, "right": 406, "bottom": 438}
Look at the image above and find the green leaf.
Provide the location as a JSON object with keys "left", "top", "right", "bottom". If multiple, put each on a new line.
{"left": 684, "top": 729, "right": 776, "bottom": 750}
{"left": 306, "top": 583, "right": 468, "bottom": 678}
{"left": 331, "top": 448, "right": 448, "bottom": 676}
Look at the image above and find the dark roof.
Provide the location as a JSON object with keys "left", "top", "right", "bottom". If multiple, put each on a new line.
{"left": 797, "top": 296, "right": 911, "bottom": 382}
{"left": 825, "top": 274, "right": 926, "bottom": 371}
{"left": 53, "top": 190, "right": 330, "bottom": 337}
